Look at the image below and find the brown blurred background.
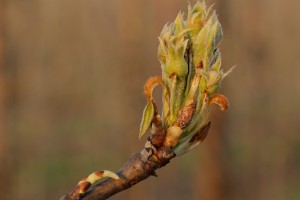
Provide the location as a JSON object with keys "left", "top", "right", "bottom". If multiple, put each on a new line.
{"left": 1, "top": 0, "right": 300, "bottom": 199}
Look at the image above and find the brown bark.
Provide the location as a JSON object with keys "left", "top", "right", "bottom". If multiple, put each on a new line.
{"left": 60, "top": 148, "right": 175, "bottom": 200}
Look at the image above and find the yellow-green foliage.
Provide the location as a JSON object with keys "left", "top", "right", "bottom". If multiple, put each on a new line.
{"left": 140, "top": 1, "right": 232, "bottom": 155}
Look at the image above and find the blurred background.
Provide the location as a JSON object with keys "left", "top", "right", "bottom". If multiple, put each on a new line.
{"left": 1, "top": 0, "right": 300, "bottom": 199}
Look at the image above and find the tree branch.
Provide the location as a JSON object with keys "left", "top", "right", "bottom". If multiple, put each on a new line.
{"left": 60, "top": 143, "right": 176, "bottom": 200}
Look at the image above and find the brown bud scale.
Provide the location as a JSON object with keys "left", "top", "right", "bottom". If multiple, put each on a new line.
{"left": 176, "top": 103, "right": 196, "bottom": 129}
{"left": 209, "top": 94, "right": 229, "bottom": 111}
{"left": 144, "top": 76, "right": 163, "bottom": 100}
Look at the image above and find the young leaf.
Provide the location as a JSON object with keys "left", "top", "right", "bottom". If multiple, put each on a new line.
{"left": 139, "top": 101, "right": 155, "bottom": 139}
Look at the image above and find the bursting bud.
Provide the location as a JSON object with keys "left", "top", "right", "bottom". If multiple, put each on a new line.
{"left": 186, "top": 1, "right": 211, "bottom": 38}
{"left": 158, "top": 12, "right": 189, "bottom": 78}
{"left": 139, "top": 1, "right": 233, "bottom": 156}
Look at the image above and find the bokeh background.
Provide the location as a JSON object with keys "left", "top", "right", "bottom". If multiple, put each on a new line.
{"left": 1, "top": 0, "right": 300, "bottom": 199}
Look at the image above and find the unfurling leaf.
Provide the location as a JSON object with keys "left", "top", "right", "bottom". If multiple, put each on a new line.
{"left": 189, "top": 121, "right": 211, "bottom": 144}
{"left": 139, "top": 101, "right": 155, "bottom": 139}
{"left": 174, "top": 121, "right": 211, "bottom": 156}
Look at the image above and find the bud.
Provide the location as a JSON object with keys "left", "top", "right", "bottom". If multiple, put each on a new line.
{"left": 192, "top": 11, "right": 223, "bottom": 69}
{"left": 158, "top": 12, "right": 189, "bottom": 79}
{"left": 140, "top": 1, "right": 233, "bottom": 156}
{"left": 186, "top": 1, "right": 211, "bottom": 38}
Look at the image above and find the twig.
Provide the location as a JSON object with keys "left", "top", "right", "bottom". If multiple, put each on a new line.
{"left": 60, "top": 135, "right": 176, "bottom": 200}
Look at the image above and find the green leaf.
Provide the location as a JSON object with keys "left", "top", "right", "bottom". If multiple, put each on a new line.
{"left": 139, "top": 101, "right": 155, "bottom": 139}
{"left": 167, "top": 75, "right": 186, "bottom": 126}
{"left": 210, "top": 49, "right": 221, "bottom": 71}
{"left": 192, "top": 17, "right": 211, "bottom": 67}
